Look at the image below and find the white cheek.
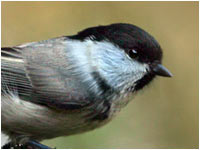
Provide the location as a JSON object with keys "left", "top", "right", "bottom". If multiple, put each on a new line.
{"left": 90, "top": 41, "right": 148, "bottom": 90}
{"left": 64, "top": 39, "right": 148, "bottom": 93}
{"left": 130, "top": 61, "right": 148, "bottom": 77}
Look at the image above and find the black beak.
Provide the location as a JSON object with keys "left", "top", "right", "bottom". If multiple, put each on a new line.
{"left": 153, "top": 64, "right": 173, "bottom": 77}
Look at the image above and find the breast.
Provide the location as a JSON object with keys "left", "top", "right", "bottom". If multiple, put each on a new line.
{"left": 2, "top": 82, "right": 134, "bottom": 142}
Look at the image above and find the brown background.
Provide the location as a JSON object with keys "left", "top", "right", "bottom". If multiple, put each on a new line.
{"left": 2, "top": 1, "right": 198, "bottom": 148}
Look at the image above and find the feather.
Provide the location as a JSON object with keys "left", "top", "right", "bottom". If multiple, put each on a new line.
{"left": 1, "top": 40, "right": 91, "bottom": 110}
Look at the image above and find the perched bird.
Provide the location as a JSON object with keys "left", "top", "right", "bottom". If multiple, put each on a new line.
{"left": 1, "top": 23, "right": 172, "bottom": 148}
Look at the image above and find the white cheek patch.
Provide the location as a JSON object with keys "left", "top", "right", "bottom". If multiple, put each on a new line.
{"left": 89, "top": 41, "right": 149, "bottom": 90}
{"left": 129, "top": 61, "right": 148, "bottom": 79}
{"left": 64, "top": 39, "right": 149, "bottom": 94}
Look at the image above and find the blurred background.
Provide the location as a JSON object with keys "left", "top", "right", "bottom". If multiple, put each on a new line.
{"left": 2, "top": 2, "right": 198, "bottom": 149}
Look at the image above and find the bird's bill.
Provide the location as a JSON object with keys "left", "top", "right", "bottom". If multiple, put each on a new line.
{"left": 153, "top": 64, "right": 173, "bottom": 77}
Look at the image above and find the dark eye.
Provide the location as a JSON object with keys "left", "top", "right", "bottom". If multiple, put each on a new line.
{"left": 128, "top": 49, "right": 138, "bottom": 59}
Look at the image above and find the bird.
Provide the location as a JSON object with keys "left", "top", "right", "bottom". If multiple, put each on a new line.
{"left": 1, "top": 23, "right": 172, "bottom": 148}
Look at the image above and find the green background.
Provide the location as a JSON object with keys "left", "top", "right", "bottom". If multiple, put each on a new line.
{"left": 2, "top": 2, "right": 198, "bottom": 149}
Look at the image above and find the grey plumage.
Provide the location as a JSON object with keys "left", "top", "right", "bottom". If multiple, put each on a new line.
{"left": 2, "top": 37, "right": 147, "bottom": 143}
{"left": 2, "top": 23, "right": 172, "bottom": 147}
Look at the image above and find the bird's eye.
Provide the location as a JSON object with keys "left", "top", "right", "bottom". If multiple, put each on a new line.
{"left": 128, "top": 49, "right": 138, "bottom": 59}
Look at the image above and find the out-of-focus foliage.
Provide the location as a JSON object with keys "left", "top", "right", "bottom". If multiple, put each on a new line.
{"left": 2, "top": 2, "right": 198, "bottom": 148}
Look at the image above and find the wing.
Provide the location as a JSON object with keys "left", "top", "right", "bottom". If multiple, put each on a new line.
{"left": 1, "top": 38, "right": 91, "bottom": 110}
{"left": 2, "top": 47, "right": 32, "bottom": 98}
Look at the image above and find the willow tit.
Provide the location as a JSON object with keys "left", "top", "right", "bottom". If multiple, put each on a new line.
{"left": 1, "top": 23, "right": 172, "bottom": 148}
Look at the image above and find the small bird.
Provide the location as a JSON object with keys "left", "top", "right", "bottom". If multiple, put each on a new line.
{"left": 1, "top": 23, "right": 172, "bottom": 148}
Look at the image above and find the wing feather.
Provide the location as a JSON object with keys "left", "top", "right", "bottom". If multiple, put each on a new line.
{"left": 1, "top": 41, "right": 91, "bottom": 110}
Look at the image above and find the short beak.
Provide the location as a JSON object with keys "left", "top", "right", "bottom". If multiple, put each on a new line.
{"left": 153, "top": 64, "right": 173, "bottom": 77}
